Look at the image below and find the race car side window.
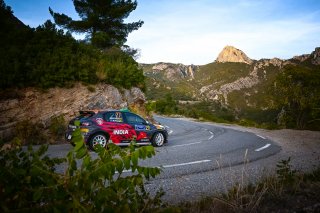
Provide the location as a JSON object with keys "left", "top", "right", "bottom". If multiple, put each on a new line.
{"left": 103, "top": 112, "right": 123, "bottom": 123}
{"left": 124, "top": 112, "right": 145, "bottom": 124}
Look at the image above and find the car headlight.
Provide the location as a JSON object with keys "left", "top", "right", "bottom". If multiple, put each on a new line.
{"left": 154, "top": 124, "right": 165, "bottom": 130}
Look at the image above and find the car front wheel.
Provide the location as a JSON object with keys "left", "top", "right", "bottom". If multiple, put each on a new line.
{"left": 152, "top": 132, "right": 165, "bottom": 147}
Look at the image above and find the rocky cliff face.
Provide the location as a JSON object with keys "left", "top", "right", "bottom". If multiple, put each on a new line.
{"left": 293, "top": 54, "right": 310, "bottom": 62}
{"left": 146, "top": 63, "right": 199, "bottom": 81}
{"left": 311, "top": 47, "right": 320, "bottom": 65}
{"left": 199, "top": 57, "right": 292, "bottom": 104}
{"left": 216, "top": 46, "right": 253, "bottom": 64}
{"left": 0, "top": 83, "right": 146, "bottom": 139}
{"left": 200, "top": 66, "right": 260, "bottom": 103}
{"left": 293, "top": 47, "right": 320, "bottom": 65}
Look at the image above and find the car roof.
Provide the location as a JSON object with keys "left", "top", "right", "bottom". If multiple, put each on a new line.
{"left": 79, "top": 108, "right": 131, "bottom": 115}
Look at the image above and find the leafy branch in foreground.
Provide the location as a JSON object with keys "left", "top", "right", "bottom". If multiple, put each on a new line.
{"left": 0, "top": 121, "right": 163, "bottom": 212}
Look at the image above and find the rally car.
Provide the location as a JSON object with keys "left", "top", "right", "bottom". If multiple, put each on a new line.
{"left": 65, "top": 109, "right": 168, "bottom": 150}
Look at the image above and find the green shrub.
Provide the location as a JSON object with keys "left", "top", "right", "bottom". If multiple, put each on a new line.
{"left": 49, "top": 115, "right": 66, "bottom": 141}
{"left": 276, "top": 157, "right": 297, "bottom": 185}
{"left": 154, "top": 94, "right": 178, "bottom": 115}
{"left": 0, "top": 120, "right": 164, "bottom": 212}
{"left": 145, "top": 101, "right": 156, "bottom": 114}
{"left": 0, "top": 142, "right": 66, "bottom": 210}
{"left": 1, "top": 10, "right": 146, "bottom": 91}
{"left": 238, "top": 119, "right": 257, "bottom": 127}
{"left": 98, "top": 47, "right": 146, "bottom": 90}
{"left": 86, "top": 85, "right": 96, "bottom": 92}
{"left": 13, "top": 120, "right": 48, "bottom": 145}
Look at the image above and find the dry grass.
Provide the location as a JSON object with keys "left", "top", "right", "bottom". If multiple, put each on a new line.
{"left": 160, "top": 156, "right": 320, "bottom": 213}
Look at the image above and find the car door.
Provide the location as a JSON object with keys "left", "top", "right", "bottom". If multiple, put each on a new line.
{"left": 102, "top": 111, "right": 133, "bottom": 144}
{"left": 123, "top": 112, "right": 151, "bottom": 142}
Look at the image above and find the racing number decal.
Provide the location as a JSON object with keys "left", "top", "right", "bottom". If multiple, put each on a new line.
{"left": 110, "top": 112, "right": 123, "bottom": 122}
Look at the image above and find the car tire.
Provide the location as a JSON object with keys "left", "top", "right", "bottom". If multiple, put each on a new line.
{"left": 151, "top": 132, "right": 165, "bottom": 147}
{"left": 89, "top": 133, "right": 108, "bottom": 150}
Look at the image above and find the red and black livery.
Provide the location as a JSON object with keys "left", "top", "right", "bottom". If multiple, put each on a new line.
{"left": 66, "top": 110, "right": 168, "bottom": 150}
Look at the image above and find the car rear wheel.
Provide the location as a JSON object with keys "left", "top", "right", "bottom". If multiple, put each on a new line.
{"left": 152, "top": 132, "right": 165, "bottom": 147}
{"left": 89, "top": 133, "right": 108, "bottom": 150}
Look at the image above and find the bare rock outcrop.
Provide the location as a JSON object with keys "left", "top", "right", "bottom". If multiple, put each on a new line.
{"left": 152, "top": 63, "right": 168, "bottom": 71}
{"left": 216, "top": 46, "right": 253, "bottom": 64}
{"left": 293, "top": 54, "right": 310, "bottom": 62}
{"left": 200, "top": 66, "right": 260, "bottom": 104}
{"left": 149, "top": 63, "right": 199, "bottom": 81}
{"left": 311, "top": 47, "right": 320, "bottom": 65}
{"left": 292, "top": 47, "right": 320, "bottom": 65}
{"left": 0, "top": 83, "right": 146, "bottom": 139}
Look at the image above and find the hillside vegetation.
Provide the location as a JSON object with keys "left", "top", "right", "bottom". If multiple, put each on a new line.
{"left": 0, "top": 0, "right": 145, "bottom": 90}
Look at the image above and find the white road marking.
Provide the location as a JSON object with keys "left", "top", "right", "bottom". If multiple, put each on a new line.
{"left": 255, "top": 143, "right": 271, "bottom": 152}
{"left": 119, "top": 159, "right": 211, "bottom": 173}
{"left": 171, "top": 142, "right": 202, "bottom": 147}
{"left": 162, "top": 160, "right": 211, "bottom": 168}
{"left": 168, "top": 130, "right": 173, "bottom": 135}
{"left": 208, "top": 131, "right": 214, "bottom": 140}
{"left": 256, "top": 134, "right": 266, "bottom": 139}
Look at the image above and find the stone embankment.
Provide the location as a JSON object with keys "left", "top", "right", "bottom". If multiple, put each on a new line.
{"left": 0, "top": 83, "right": 146, "bottom": 140}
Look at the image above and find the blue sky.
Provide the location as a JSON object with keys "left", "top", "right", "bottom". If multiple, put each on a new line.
{"left": 5, "top": 0, "right": 320, "bottom": 65}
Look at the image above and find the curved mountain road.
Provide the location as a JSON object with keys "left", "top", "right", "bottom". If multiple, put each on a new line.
{"left": 140, "top": 116, "right": 280, "bottom": 178}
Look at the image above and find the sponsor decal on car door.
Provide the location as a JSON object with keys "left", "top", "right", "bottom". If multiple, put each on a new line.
{"left": 101, "top": 112, "right": 135, "bottom": 144}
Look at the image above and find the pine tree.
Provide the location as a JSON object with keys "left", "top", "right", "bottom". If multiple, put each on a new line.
{"left": 49, "top": 0, "right": 143, "bottom": 49}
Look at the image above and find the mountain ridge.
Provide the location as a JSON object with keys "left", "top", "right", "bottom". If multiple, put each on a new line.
{"left": 142, "top": 46, "right": 320, "bottom": 107}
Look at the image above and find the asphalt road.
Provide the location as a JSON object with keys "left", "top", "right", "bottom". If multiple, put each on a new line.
{"left": 45, "top": 115, "right": 281, "bottom": 203}
{"left": 142, "top": 116, "right": 280, "bottom": 176}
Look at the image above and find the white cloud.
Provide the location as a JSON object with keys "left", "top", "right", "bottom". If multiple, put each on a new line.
{"left": 126, "top": 1, "right": 320, "bottom": 64}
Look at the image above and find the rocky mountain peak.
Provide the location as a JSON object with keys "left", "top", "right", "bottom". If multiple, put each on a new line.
{"left": 216, "top": 46, "right": 253, "bottom": 64}
{"left": 292, "top": 47, "right": 320, "bottom": 64}
{"left": 311, "top": 47, "right": 320, "bottom": 65}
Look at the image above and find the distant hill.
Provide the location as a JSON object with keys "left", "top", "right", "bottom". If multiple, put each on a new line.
{"left": 143, "top": 46, "right": 320, "bottom": 104}
{"left": 142, "top": 46, "right": 320, "bottom": 129}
